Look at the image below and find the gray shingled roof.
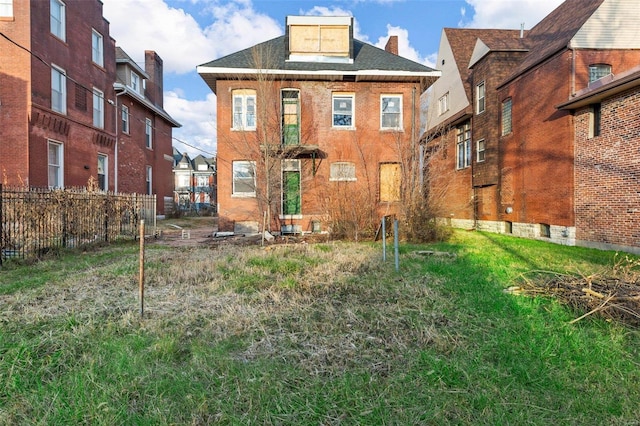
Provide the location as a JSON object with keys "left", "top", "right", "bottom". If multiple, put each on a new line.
{"left": 198, "top": 36, "right": 440, "bottom": 94}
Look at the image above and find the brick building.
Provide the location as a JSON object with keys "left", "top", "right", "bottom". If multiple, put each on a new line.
{"left": 114, "top": 48, "right": 180, "bottom": 215}
{"left": 198, "top": 15, "right": 439, "bottom": 235}
{"left": 173, "top": 148, "right": 216, "bottom": 213}
{"left": 424, "top": 0, "right": 640, "bottom": 252}
{"left": 0, "top": 1, "right": 179, "bottom": 215}
{"left": 0, "top": 0, "right": 116, "bottom": 189}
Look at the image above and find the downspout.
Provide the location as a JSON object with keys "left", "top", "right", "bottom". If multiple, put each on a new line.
{"left": 113, "top": 88, "right": 126, "bottom": 193}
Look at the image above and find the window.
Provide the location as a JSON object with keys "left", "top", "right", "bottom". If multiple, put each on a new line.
{"left": 92, "top": 30, "right": 103, "bottom": 67}
{"left": 540, "top": 223, "right": 551, "bottom": 238}
{"left": 501, "top": 98, "right": 512, "bottom": 136}
{"left": 48, "top": 141, "right": 63, "bottom": 188}
{"left": 145, "top": 118, "right": 152, "bottom": 148}
{"left": 51, "top": 65, "right": 66, "bottom": 114}
{"left": 282, "top": 89, "right": 300, "bottom": 145}
{"left": 381, "top": 95, "right": 402, "bottom": 129}
{"left": 590, "top": 103, "right": 602, "bottom": 138}
{"left": 131, "top": 72, "right": 140, "bottom": 94}
{"left": 329, "top": 162, "right": 356, "bottom": 181}
{"left": 589, "top": 64, "right": 612, "bottom": 83}
{"left": 121, "top": 105, "right": 129, "bottom": 133}
{"left": 282, "top": 159, "right": 301, "bottom": 216}
{"left": 50, "top": 0, "right": 65, "bottom": 41}
{"left": 438, "top": 93, "right": 449, "bottom": 116}
{"left": 456, "top": 122, "right": 471, "bottom": 169}
{"left": 333, "top": 93, "right": 354, "bottom": 128}
{"left": 97, "top": 154, "right": 107, "bottom": 191}
{"left": 476, "top": 139, "right": 486, "bottom": 163}
{"left": 93, "top": 88, "right": 104, "bottom": 128}
{"left": 476, "top": 81, "right": 485, "bottom": 114}
{"left": 379, "top": 163, "right": 401, "bottom": 203}
{"left": 232, "top": 160, "right": 256, "bottom": 196}
{"left": 0, "top": 0, "right": 13, "bottom": 17}
{"left": 146, "top": 166, "right": 152, "bottom": 195}
{"left": 232, "top": 90, "right": 256, "bottom": 130}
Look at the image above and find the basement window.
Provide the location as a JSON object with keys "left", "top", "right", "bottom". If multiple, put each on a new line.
{"left": 540, "top": 223, "right": 551, "bottom": 238}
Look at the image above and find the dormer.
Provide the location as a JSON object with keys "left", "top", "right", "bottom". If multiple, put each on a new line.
{"left": 115, "top": 47, "right": 149, "bottom": 97}
{"left": 285, "top": 15, "right": 354, "bottom": 64}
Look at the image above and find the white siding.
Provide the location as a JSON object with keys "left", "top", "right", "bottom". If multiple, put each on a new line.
{"left": 571, "top": 0, "right": 640, "bottom": 49}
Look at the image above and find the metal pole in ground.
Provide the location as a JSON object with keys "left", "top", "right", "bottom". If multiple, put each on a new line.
{"left": 394, "top": 219, "right": 399, "bottom": 272}
{"left": 382, "top": 217, "right": 387, "bottom": 262}
{"left": 139, "top": 219, "right": 145, "bottom": 318}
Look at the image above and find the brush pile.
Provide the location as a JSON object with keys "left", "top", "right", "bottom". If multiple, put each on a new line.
{"left": 514, "top": 254, "right": 640, "bottom": 327}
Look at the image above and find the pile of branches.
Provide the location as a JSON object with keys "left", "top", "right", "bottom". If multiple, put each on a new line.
{"left": 515, "top": 255, "right": 640, "bottom": 327}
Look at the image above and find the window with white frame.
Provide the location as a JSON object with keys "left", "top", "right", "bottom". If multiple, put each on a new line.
{"left": 329, "top": 162, "right": 356, "bottom": 181}
{"left": 50, "top": 0, "right": 65, "bottom": 41}
{"left": 332, "top": 93, "right": 354, "bottom": 128}
{"left": 92, "top": 29, "right": 103, "bottom": 67}
{"left": 145, "top": 118, "right": 152, "bottom": 148}
{"left": 51, "top": 65, "right": 66, "bottom": 114}
{"left": 0, "top": 0, "right": 13, "bottom": 17}
{"left": 93, "top": 88, "right": 104, "bottom": 128}
{"left": 121, "top": 105, "right": 129, "bottom": 133}
{"left": 146, "top": 166, "right": 152, "bottom": 195}
{"left": 438, "top": 93, "right": 449, "bottom": 116}
{"left": 97, "top": 154, "right": 107, "bottom": 191}
{"left": 476, "top": 139, "right": 486, "bottom": 163}
{"left": 589, "top": 64, "right": 612, "bottom": 83}
{"left": 232, "top": 90, "right": 256, "bottom": 130}
{"left": 282, "top": 159, "right": 301, "bottom": 216}
{"left": 456, "top": 122, "right": 471, "bottom": 169}
{"left": 476, "top": 81, "right": 485, "bottom": 114}
{"left": 232, "top": 160, "right": 256, "bottom": 196}
{"left": 130, "top": 71, "right": 141, "bottom": 94}
{"left": 501, "top": 98, "right": 512, "bottom": 136}
{"left": 48, "top": 140, "right": 63, "bottom": 188}
{"left": 381, "top": 95, "right": 402, "bottom": 129}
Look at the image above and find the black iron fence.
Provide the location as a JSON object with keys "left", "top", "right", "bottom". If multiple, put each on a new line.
{"left": 0, "top": 185, "right": 156, "bottom": 264}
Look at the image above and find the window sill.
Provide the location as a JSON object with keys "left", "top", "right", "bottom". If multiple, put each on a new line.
{"left": 332, "top": 126, "right": 356, "bottom": 131}
{"left": 231, "top": 128, "right": 256, "bottom": 132}
{"left": 231, "top": 193, "right": 256, "bottom": 198}
{"left": 279, "top": 215, "right": 303, "bottom": 220}
{"left": 380, "top": 128, "right": 404, "bottom": 132}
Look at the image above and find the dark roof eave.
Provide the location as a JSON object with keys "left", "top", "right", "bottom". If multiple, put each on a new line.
{"left": 557, "top": 71, "right": 640, "bottom": 110}
{"left": 114, "top": 83, "right": 181, "bottom": 128}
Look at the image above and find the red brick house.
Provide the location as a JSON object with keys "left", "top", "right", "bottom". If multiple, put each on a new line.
{"left": 424, "top": 0, "right": 640, "bottom": 252}
{"left": 173, "top": 148, "right": 217, "bottom": 214}
{"left": 0, "top": 0, "right": 116, "bottom": 189}
{"left": 198, "top": 15, "right": 439, "bottom": 235}
{"left": 114, "top": 48, "right": 180, "bottom": 215}
{"left": 0, "top": 1, "right": 179, "bottom": 216}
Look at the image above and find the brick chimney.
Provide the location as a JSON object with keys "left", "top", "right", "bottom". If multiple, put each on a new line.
{"left": 385, "top": 35, "right": 398, "bottom": 55}
{"left": 144, "top": 50, "right": 163, "bottom": 108}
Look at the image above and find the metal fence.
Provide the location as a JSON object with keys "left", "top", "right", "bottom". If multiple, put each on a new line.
{"left": 0, "top": 185, "right": 156, "bottom": 264}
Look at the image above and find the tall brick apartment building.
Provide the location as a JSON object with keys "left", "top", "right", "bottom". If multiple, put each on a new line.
{"left": 198, "top": 15, "right": 439, "bottom": 235}
{"left": 0, "top": 0, "right": 178, "bottom": 215}
{"left": 424, "top": 0, "right": 640, "bottom": 253}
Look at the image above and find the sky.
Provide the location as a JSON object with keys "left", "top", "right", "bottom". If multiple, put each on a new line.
{"left": 101, "top": 0, "right": 565, "bottom": 158}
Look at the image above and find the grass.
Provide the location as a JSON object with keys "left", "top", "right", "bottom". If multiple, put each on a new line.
{"left": 1, "top": 230, "right": 639, "bottom": 425}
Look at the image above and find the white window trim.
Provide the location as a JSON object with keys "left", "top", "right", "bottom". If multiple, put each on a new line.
{"left": 48, "top": 140, "right": 64, "bottom": 188}
{"left": 232, "top": 92, "right": 257, "bottom": 131}
{"left": 146, "top": 166, "right": 152, "bottom": 195}
{"left": 121, "top": 105, "right": 129, "bottom": 134}
{"left": 456, "top": 123, "right": 471, "bottom": 170}
{"left": 438, "top": 93, "right": 449, "bottom": 116}
{"left": 145, "top": 118, "right": 152, "bottom": 149}
{"left": 51, "top": 64, "right": 66, "bottom": 114}
{"left": 232, "top": 160, "right": 257, "bottom": 197}
{"left": 476, "top": 81, "right": 486, "bottom": 114}
{"left": 130, "top": 71, "right": 141, "bottom": 94}
{"left": 0, "top": 0, "right": 13, "bottom": 17}
{"left": 93, "top": 88, "right": 104, "bottom": 129}
{"left": 332, "top": 93, "right": 355, "bottom": 129}
{"left": 329, "top": 161, "right": 357, "bottom": 182}
{"left": 380, "top": 94, "right": 403, "bottom": 130}
{"left": 92, "top": 29, "right": 104, "bottom": 67}
{"left": 97, "top": 154, "right": 108, "bottom": 191}
{"left": 50, "top": 0, "right": 66, "bottom": 41}
{"left": 476, "top": 139, "right": 485, "bottom": 163}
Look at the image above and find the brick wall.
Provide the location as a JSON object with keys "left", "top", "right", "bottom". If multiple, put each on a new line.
{"left": 574, "top": 87, "right": 640, "bottom": 250}
{"left": 216, "top": 79, "right": 422, "bottom": 232}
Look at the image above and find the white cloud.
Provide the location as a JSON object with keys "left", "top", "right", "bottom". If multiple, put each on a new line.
{"left": 374, "top": 25, "right": 435, "bottom": 68}
{"left": 463, "top": 0, "right": 564, "bottom": 29}
{"left": 165, "top": 91, "right": 217, "bottom": 156}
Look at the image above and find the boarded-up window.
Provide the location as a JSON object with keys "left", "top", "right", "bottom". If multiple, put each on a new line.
{"left": 379, "top": 163, "right": 400, "bottom": 202}
{"left": 282, "top": 90, "right": 299, "bottom": 145}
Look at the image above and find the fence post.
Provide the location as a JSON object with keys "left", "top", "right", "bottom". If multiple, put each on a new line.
{"left": 382, "top": 217, "right": 387, "bottom": 262}
{"left": 0, "top": 184, "right": 3, "bottom": 268}
{"left": 394, "top": 219, "right": 399, "bottom": 272}
{"left": 139, "top": 219, "right": 145, "bottom": 318}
